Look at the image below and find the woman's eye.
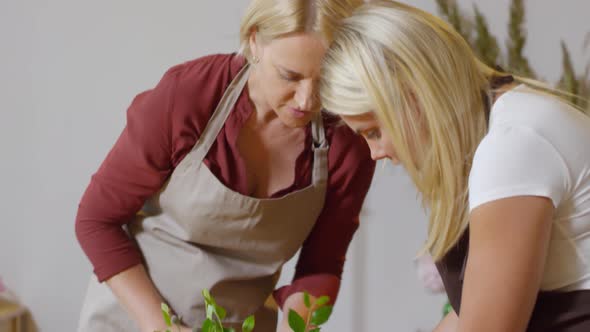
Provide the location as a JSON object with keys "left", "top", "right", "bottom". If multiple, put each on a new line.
{"left": 365, "top": 129, "right": 382, "bottom": 140}
{"left": 277, "top": 69, "right": 301, "bottom": 82}
{"left": 280, "top": 73, "right": 298, "bottom": 82}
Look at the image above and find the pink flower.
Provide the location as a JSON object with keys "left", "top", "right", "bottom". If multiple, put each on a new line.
{"left": 415, "top": 253, "right": 446, "bottom": 294}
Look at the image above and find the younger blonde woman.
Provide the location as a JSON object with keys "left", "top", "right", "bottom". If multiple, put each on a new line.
{"left": 320, "top": 1, "right": 590, "bottom": 331}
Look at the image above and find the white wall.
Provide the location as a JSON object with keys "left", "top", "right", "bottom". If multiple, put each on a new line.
{"left": 1, "top": 1, "right": 588, "bottom": 331}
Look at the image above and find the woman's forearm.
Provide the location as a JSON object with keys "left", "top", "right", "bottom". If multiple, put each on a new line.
{"left": 106, "top": 264, "right": 172, "bottom": 332}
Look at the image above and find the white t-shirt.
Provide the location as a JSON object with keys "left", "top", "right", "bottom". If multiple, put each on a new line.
{"left": 468, "top": 85, "right": 590, "bottom": 291}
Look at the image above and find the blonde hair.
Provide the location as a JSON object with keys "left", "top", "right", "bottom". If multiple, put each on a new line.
{"left": 320, "top": 0, "right": 533, "bottom": 260}
{"left": 239, "top": 0, "right": 363, "bottom": 62}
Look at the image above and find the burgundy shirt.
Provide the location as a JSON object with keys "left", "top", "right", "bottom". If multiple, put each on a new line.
{"left": 75, "top": 53, "right": 375, "bottom": 307}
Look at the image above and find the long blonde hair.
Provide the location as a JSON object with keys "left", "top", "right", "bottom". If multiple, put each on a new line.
{"left": 320, "top": 1, "right": 510, "bottom": 260}
{"left": 239, "top": 0, "right": 363, "bottom": 62}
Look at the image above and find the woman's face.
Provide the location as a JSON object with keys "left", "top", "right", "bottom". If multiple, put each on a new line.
{"left": 340, "top": 112, "right": 400, "bottom": 163}
{"left": 249, "top": 32, "right": 327, "bottom": 128}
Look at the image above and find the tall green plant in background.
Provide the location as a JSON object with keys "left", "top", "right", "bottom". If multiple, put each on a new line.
{"left": 506, "top": 0, "right": 536, "bottom": 78}
{"left": 559, "top": 41, "right": 581, "bottom": 105}
{"left": 435, "top": 0, "right": 590, "bottom": 114}
{"left": 559, "top": 36, "right": 590, "bottom": 111}
{"left": 472, "top": 5, "right": 500, "bottom": 68}
{"left": 435, "top": 0, "right": 472, "bottom": 43}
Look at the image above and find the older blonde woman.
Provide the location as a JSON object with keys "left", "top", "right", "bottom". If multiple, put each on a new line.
{"left": 75, "top": 1, "right": 375, "bottom": 331}
{"left": 320, "top": 1, "right": 590, "bottom": 331}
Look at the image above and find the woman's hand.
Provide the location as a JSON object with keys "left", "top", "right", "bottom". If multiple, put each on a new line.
{"left": 277, "top": 292, "right": 316, "bottom": 332}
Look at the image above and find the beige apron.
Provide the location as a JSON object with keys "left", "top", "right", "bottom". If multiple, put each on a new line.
{"left": 78, "top": 64, "right": 329, "bottom": 332}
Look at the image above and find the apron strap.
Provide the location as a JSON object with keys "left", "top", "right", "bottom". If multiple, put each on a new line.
{"left": 311, "top": 112, "right": 327, "bottom": 148}
{"left": 310, "top": 112, "right": 329, "bottom": 186}
{"left": 189, "top": 63, "right": 252, "bottom": 163}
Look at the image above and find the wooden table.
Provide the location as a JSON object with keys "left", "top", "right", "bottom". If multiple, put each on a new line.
{"left": 0, "top": 299, "right": 26, "bottom": 332}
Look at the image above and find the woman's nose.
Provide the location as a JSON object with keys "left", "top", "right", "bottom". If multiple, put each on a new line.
{"left": 295, "top": 80, "right": 315, "bottom": 111}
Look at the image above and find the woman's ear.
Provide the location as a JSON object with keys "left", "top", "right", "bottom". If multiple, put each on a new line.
{"left": 249, "top": 27, "right": 261, "bottom": 61}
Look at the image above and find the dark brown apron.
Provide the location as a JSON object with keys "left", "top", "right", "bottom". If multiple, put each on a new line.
{"left": 436, "top": 232, "right": 590, "bottom": 331}
{"left": 435, "top": 76, "right": 590, "bottom": 332}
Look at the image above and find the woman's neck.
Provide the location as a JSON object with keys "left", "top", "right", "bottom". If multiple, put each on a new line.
{"left": 246, "top": 69, "right": 280, "bottom": 126}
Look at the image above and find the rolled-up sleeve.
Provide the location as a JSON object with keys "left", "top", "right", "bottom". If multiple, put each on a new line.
{"left": 75, "top": 66, "right": 181, "bottom": 282}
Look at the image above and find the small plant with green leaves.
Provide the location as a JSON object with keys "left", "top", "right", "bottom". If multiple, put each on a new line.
{"left": 159, "top": 290, "right": 332, "bottom": 332}
{"left": 159, "top": 303, "right": 182, "bottom": 332}
{"left": 287, "top": 292, "right": 333, "bottom": 332}
{"left": 200, "top": 289, "right": 255, "bottom": 332}
{"left": 159, "top": 289, "right": 255, "bottom": 332}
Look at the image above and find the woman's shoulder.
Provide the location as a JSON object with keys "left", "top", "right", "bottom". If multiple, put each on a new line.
{"left": 155, "top": 53, "right": 247, "bottom": 133}
{"left": 167, "top": 53, "right": 247, "bottom": 100}
{"left": 490, "top": 85, "right": 588, "bottom": 134}
{"left": 487, "top": 85, "right": 590, "bottom": 169}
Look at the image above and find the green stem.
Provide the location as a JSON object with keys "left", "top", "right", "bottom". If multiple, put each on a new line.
{"left": 214, "top": 310, "right": 224, "bottom": 330}
{"left": 304, "top": 305, "right": 313, "bottom": 332}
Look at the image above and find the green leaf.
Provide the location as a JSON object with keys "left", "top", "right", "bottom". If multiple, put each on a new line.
{"left": 161, "top": 303, "right": 172, "bottom": 327}
{"left": 303, "top": 292, "right": 311, "bottom": 309}
{"left": 315, "top": 296, "right": 330, "bottom": 307}
{"left": 310, "top": 306, "right": 333, "bottom": 326}
{"left": 223, "top": 328, "right": 235, "bottom": 332}
{"left": 202, "top": 289, "right": 215, "bottom": 306}
{"left": 214, "top": 304, "right": 227, "bottom": 320}
{"left": 242, "top": 315, "right": 255, "bottom": 332}
{"left": 288, "top": 309, "right": 306, "bottom": 332}
{"left": 309, "top": 328, "right": 321, "bottom": 332}
{"left": 201, "top": 319, "right": 214, "bottom": 332}
{"left": 442, "top": 301, "right": 453, "bottom": 317}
